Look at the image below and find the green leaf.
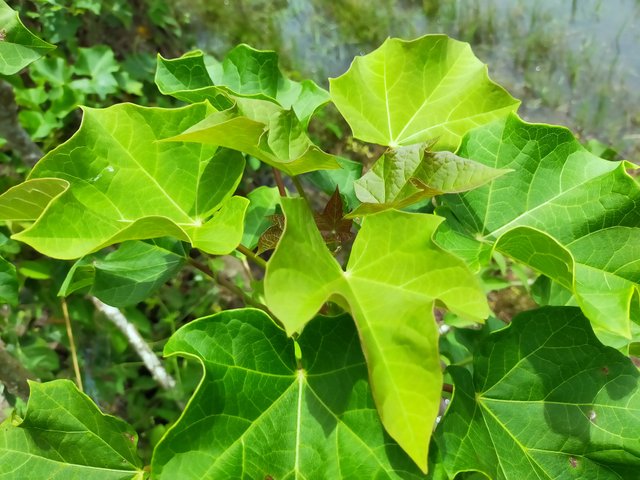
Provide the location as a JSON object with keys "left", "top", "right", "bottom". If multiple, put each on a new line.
{"left": 0, "top": 255, "right": 17, "bottom": 306}
{"left": 0, "top": 379, "right": 144, "bottom": 479}
{"left": 329, "top": 35, "right": 519, "bottom": 150}
{"left": 59, "top": 238, "right": 186, "bottom": 307}
{"left": 264, "top": 198, "right": 489, "bottom": 471}
{"left": 0, "top": 103, "right": 249, "bottom": 259}
{"left": 435, "top": 307, "right": 640, "bottom": 479}
{"left": 156, "top": 46, "right": 329, "bottom": 126}
{"left": 0, "top": 178, "right": 68, "bottom": 221}
{"left": 351, "top": 144, "right": 511, "bottom": 216}
{"left": 0, "top": 0, "right": 55, "bottom": 75}
{"left": 154, "top": 50, "right": 232, "bottom": 109}
{"left": 437, "top": 114, "right": 640, "bottom": 345}
{"left": 241, "top": 186, "right": 280, "bottom": 249}
{"left": 168, "top": 97, "right": 339, "bottom": 175}
{"left": 151, "top": 309, "right": 425, "bottom": 479}
{"left": 72, "top": 45, "right": 119, "bottom": 99}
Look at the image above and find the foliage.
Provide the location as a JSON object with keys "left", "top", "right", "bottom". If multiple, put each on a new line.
{"left": 1, "top": 3, "right": 639, "bottom": 479}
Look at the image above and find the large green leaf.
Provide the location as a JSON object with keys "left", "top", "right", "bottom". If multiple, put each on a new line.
{"left": 59, "top": 238, "right": 186, "bottom": 307}
{"left": 0, "top": 103, "right": 249, "bottom": 259}
{"left": 152, "top": 309, "right": 425, "bottom": 479}
{"left": 264, "top": 198, "right": 489, "bottom": 472}
{"left": 329, "top": 35, "right": 519, "bottom": 150}
{"left": 155, "top": 46, "right": 329, "bottom": 126}
{"left": 437, "top": 114, "right": 640, "bottom": 345}
{"left": 435, "top": 307, "right": 640, "bottom": 479}
{"left": 167, "top": 97, "right": 339, "bottom": 175}
{"left": 0, "top": 0, "right": 55, "bottom": 75}
{"left": 351, "top": 144, "right": 511, "bottom": 216}
{"left": 0, "top": 255, "right": 17, "bottom": 306}
{"left": 0, "top": 380, "right": 144, "bottom": 479}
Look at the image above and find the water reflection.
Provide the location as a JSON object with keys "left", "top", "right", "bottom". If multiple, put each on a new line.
{"left": 180, "top": 0, "right": 640, "bottom": 158}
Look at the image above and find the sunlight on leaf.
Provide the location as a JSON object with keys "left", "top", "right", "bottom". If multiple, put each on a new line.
{"left": 330, "top": 35, "right": 519, "bottom": 150}
{"left": 264, "top": 198, "right": 489, "bottom": 472}
{"left": 0, "top": 103, "right": 248, "bottom": 259}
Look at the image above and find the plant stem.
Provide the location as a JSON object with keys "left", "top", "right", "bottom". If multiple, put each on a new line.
{"left": 442, "top": 383, "right": 453, "bottom": 393}
{"left": 291, "top": 175, "right": 309, "bottom": 203}
{"left": 189, "top": 258, "right": 265, "bottom": 310}
{"left": 61, "top": 298, "right": 83, "bottom": 392}
{"left": 273, "top": 167, "right": 287, "bottom": 196}
{"left": 236, "top": 244, "right": 268, "bottom": 269}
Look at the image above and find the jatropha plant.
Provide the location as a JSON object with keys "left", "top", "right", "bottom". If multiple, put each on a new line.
{"left": 0, "top": 2, "right": 639, "bottom": 478}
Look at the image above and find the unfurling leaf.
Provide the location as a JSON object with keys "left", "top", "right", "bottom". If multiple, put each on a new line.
{"left": 351, "top": 143, "right": 511, "bottom": 216}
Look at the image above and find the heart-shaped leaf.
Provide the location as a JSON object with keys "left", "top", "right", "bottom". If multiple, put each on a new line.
{"left": 435, "top": 307, "right": 640, "bottom": 479}
{"left": 0, "top": 103, "right": 249, "bottom": 259}
{"left": 436, "top": 114, "right": 640, "bottom": 346}
{"left": 151, "top": 309, "right": 425, "bottom": 479}
{"left": 0, "top": 379, "right": 144, "bottom": 479}
{"left": 329, "top": 35, "right": 519, "bottom": 150}
{"left": 0, "top": 0, "right": 55, "bottom": 75}
{"left": 264, "top": 198, "right": 489, "bottom": 471}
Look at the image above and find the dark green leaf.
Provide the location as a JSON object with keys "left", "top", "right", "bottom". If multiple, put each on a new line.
{"left": 436, "top": 307, "right": 640, "bottom": 479}
{"left": 152, "top": 309, "right": 425, "bottom": 479}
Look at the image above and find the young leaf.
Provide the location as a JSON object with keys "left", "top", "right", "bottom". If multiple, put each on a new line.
{"left": 156, "top": 46, "right": 329, "bottom": 126}
{"left": 167, "top": 98, "right": 339, "bottom": 175}
{"left": 0, "top": 380, "right": 145, "bottom": 479}
{"left": 351, "top": 144, "right": 511, "bottom": 216}
{"left": 59, "top": 238, "right": 186, "bottom": 307}
{"left": 264, "top": 198, "right": 489, "bottom": 472}
{"left": 0, "top": 103, "right": 249, "bottom": 259}
{"left": 437, "top": 114, "right": 640, "bottom": 346}
{"left": 329, "top": 35, "right": 519, "bottom": 150}
{"left": 435, "top": 307, "right": 640, "bottom": 479}
{"left": 151, "top": 309, "right": 425, "bottom": 479}
{"left": 0, "top": 178, "right": 68, "bottom": 221}
{"left": 0, "top": 0, "right": 55, "bottom": 75}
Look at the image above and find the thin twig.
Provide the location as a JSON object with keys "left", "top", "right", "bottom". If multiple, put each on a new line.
{"left": 90, "top": 297, "right": 176, "bottom": 390}
{"left": 61, "top": 298, "right": 83, "bottom": 392}
{"left": 236, "top": 244, "right": 268, "bottom": 269}
{"left": 273, "top": 167, "right": 287, "bottom": 196}
{"left": 188, "top": 258, "right": 270, "bottom": 313}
